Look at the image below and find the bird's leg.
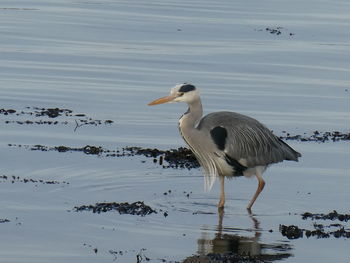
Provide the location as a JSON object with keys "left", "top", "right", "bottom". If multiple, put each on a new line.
{"left": 218, "top": 176, "right": 225, "bottom": 209}
{"left": 247, "top": 172, "right": 265, "bottom": 210}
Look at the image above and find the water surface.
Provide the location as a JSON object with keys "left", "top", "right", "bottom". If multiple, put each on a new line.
{"left": 1, "top": 0, "right": 350, "bottom": 262}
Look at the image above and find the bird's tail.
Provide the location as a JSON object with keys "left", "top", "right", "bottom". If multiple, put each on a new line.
{"left": 278, "top": 138, "right": 302, "bottom": 161}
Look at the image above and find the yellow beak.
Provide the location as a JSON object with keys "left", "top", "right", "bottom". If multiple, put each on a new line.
{"left": 148, "top": 95, "right": 176, "bottom": 106}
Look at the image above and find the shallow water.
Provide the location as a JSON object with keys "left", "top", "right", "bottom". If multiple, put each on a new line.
{"left": 1, "top": 0, "right": 350, "bottom": 262}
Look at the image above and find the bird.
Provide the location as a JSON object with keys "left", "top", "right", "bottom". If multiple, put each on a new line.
{"left": 148, "top": 83, "right": 301, "bottom": 210}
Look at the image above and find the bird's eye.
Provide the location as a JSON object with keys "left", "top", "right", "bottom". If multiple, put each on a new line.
{"left": 178, "top": 92, "right": 184, "bottom": 96}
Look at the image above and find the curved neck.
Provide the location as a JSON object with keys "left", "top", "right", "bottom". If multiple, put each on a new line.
{"left": 179, "top": 98, "right": 203, "bottom": 131}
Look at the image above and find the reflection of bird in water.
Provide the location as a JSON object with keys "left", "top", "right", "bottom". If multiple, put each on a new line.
{"left": 149, "top": 84, "right": 301, "bottom": 210}
{"left": 183, "top": 210, "right": 293, "bottom": 262}
{"left": 197, "top": 210, "right": 261, "bottom": 257}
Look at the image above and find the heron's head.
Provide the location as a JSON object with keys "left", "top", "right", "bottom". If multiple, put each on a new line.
{"left": 148, "top": 83, "right": 199, "bottom": 106}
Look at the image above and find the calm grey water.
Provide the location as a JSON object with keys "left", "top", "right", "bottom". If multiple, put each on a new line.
{"left": 1, "top": 1, "right": 350, "bottom": 262}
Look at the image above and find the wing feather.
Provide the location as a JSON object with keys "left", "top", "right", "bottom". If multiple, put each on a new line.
{"left": 197, "top": 111, "right": 300, "bottom": 167}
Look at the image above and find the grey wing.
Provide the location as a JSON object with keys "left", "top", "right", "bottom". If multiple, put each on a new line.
{"left": 198, "top": 111, "right": 301, "bottom": 168}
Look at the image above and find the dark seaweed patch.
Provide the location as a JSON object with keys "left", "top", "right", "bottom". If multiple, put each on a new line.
{"left": 35, "top": 107, "right": 72, "bottom": 118}
{"left": 83, "top": 243, "right": 99, "bottom": 255}
{"left": 255, "top": 27, "right": 295, "bottom": 36}
{"left": 0, "top": 109, "right": 16, "bottom": 115}
{"left": 302, "top": 210, "right": 350, "bottom": 222}
{"left": 8, "top": 144, "right": 200, "bottom": 169}
{"left": 1, "top": 106, "right": 113, "bottom": 129}
{"left": 8, "top": 144, "right": 103, "bottom": 156}
{"left": 279, "top": 225, "right": 303, "bottom": 239}
{"left": 280, "top": 210, "right": 350, "bottom": 239}
{"left": 115, "top": 146, "right": 199, "bottom": 169}
{"left": 279, "top": 130, "right": 350, "bottom": 142}
{"left": 0, "top": 175, "right": 69, "bottom": 185}
{"left": 280, "top": 223, "right": 350, "bottom": 239}
{"left": 265, "top": 27, "right": 283, "bottom": 35}
{"left": 74, "top": 201, "right": 157, "bottom": 216}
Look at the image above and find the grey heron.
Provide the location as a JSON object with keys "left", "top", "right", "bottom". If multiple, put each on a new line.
{"left": 148, "top": 83, "right": 301, "bottom": 210}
